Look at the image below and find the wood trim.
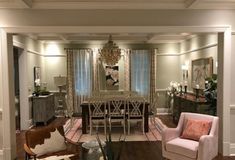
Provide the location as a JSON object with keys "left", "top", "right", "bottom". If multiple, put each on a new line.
{"left": 230, "top": 104, "right": 235, "bottom": 110}
{"left": 179, "top": 43, "right": 218, "bottom": 55}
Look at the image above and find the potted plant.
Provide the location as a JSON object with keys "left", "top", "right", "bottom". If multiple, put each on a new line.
{"left": 204, "top": 74, "right": 217, "bottom": 115}
{"left": 96, "top": 131, "right": 125, "bottom": 160}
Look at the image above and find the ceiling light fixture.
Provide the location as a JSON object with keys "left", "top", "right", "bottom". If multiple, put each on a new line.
{"left": 99, "top": 35, "right": 121, "bottom": 66}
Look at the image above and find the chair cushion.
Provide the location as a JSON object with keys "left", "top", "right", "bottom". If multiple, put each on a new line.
{"left": 181, "top": 118, "right": 212, "bottom": 141}
{"left": 31, "top": 128, "right": 67, "bottom": 157}
{"left": 166, "top": 137, "right": 199, "bottom": 159}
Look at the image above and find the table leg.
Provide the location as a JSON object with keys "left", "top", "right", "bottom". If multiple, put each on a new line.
{"left": 82, "top": 107, "right": 87, "bottom": 134}
{"left": 144, "top": 104, "right": 149, "bottom": 132}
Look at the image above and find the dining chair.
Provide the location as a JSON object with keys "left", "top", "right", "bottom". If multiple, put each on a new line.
{"left": 88, "top": 97, "right": 107, "bottom": 135}
{"left": 127, "top": 96, "right": 146, "bottom": 134}
{"left": 107, "top": 97, "right": 126, "bottom": 135}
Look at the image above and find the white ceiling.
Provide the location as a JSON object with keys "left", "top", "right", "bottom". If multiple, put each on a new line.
{"left": 1, "top": 0, "right": 235, "bottom": 9}
{"left": 1, "top": 0, "right": 224, "bottom": 43}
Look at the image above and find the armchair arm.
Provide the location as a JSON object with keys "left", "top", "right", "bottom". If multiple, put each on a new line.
{"left": 162, "top": 127, "right": 181, "bottom": 143}
{"left": 198, "top": 135, "right": 218, "bottom": 160}
{"left": 24, "top": 143, "right": 37, "bottom": 159}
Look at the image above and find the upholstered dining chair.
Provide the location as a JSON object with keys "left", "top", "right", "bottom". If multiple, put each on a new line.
{"left": 24, "top": 125, "right": 78, "bottom": 160}
{"left": 127, "top": 96, "right": 146, "bottom": 134}
{"left": 107, "top": 97, "right": 126, "bottom": 135}
{"left": 88, "top": 97, "right": 107, "bottom": 135}
{"left": 162, "top": 112, "right": 219, "bottom": 160}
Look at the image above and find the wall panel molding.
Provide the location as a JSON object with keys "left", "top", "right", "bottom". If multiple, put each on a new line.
{"left": 156, "top": 108, "right": 170, "bottom": 115}
{"left": 157, "top": 43, "right": 217, "bottom": 56}
{"left": 230, "top": 104, "right": 235, "bottom": 110}
{"left": 180, "top": 43, "right": 217, "bottom": 55}
{"left": 0, "top": 150, "right": 3, "bottom": 159}
{"left": 230, "top": 143, "right": 235, "bottom": 155}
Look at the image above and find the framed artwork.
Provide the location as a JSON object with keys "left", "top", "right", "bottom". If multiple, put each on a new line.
{"left": 34, "top": 66, "right": 41, "bottom": 87}
{"left": 105, "top": 66, "right": 119, "bottom": 87}
{"left": 191, "top": 57, "right": 213, "bottom": 89}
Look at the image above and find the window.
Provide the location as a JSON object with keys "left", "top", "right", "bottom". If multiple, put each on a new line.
{"left": 131, "top": 50, "right": 150, "bottom": 96}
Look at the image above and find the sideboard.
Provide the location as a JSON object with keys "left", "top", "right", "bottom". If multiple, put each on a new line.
{"left": 173, "top": 93, "right": 212, "bottom": 123}
{"left": 32, "top": 94, "right": 55, "bottom": 125}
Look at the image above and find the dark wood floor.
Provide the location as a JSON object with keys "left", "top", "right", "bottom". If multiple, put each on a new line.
{"left": 16, "top": 115, "right": 235, "bottom": 160}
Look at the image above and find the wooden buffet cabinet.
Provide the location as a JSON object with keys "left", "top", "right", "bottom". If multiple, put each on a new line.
{"left": 173, "top": 93, "right": 212, "bottom": 123}
{"left": 32, "top": 94, "right": 55, "bottom": 125}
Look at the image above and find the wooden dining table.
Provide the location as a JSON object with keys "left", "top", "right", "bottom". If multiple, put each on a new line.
{"left": 80, "top": 101, "right": 149, "bottom": 134}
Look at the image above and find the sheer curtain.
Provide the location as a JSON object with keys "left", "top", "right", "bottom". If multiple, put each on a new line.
{"left": 74, "top": 49, "right": 92, "bottom": 96}
{"left": 67, "top": 49, "right": 93, "bottom": 114}
{"left": 131, "top": 50, "right": 150, "bottom": 98}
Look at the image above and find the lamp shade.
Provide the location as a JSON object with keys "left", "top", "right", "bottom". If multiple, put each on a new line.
{"left": 54, "top": 75, "right": 67, "bottom": 87}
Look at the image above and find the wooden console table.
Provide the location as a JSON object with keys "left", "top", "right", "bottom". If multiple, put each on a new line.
{"left": 173, "top": 93, "right": 211, "bottom": 123}
{"left": 32, "top": 94, "right": 55, "bottom": 125}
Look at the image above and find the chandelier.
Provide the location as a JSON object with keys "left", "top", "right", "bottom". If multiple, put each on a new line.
{"left": 99, "top": 35, "right": 121, "bottom": 66}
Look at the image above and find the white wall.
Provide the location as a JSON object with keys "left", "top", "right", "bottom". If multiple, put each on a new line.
{"left": 13, "top": 35, "right": 44, "bottom": 94}
{"left": 0, "top": 29, "right": 4, "bottom": 157}
{"left": 230, "top": 35, "right": 235, "bottom": 144}
{"left": 13, "top": 35, "right": 44, "bottom": 130}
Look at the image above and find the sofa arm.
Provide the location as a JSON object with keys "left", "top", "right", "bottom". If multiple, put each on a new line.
{"left": 162, "top": 128, "right": 181, "bottom": 143}
{"left": 198, "top": 135, "right": 218, "bottom": 160}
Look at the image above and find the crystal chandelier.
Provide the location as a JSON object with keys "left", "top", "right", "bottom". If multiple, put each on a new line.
{"left": 99, "top": 35, "right": 121, "bottom": 66}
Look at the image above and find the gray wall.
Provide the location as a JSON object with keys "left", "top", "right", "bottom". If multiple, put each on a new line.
{"left": 179, "top": 34, "right": 218, "bottom": 91}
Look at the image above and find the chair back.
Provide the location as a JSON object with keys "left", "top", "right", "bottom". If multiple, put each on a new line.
{"left": 107, "top": 97, "right": 126, "bottom": 118}
{"left": 127, "top": 96, "right": 146, "bottom": 118}
{"left": 88, "top": 97, "right": 106, "bottom": 118}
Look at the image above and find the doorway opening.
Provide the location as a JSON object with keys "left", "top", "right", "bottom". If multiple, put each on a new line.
{"left": 13, "top": 47, "right": 21, "bottom": 132}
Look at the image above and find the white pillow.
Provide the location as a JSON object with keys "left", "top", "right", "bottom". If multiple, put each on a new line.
{"left": 31, "top": 129, "right": 67, "bottom": 157}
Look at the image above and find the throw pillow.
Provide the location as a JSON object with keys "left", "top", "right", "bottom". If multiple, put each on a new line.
{"left": 181, "top": 118, "right": 212, "bottom": 141}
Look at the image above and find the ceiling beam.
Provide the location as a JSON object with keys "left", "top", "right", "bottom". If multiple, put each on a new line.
{"left": 15, "top": 0, "right": 33, "bottom": 8}
{"left": 58, "top": 34, "right": 70, "bottom": 43}
{"left": 185, "top": 0, "right": 201, "bottom": 8}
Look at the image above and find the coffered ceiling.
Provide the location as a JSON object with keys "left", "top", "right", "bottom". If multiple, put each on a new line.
{"left": 1, "top": 0, "right": 235, "bottom": 9}
{"left": 22, "top": 32, "right": 196, "bottom": 44}
{"left": 2, "top": 0, "right": 221, "bottom": 43}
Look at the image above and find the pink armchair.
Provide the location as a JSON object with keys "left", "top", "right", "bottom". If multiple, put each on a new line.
{"left": 162, "top": 112, "right": 219, "bottom": 160}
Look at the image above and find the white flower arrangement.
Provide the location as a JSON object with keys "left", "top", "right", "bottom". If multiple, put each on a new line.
{"left": 167, "top": 81, "right": 179, "bottom": 97}
{"left": 35, "top": 79, "right": 41, "bottom": 86}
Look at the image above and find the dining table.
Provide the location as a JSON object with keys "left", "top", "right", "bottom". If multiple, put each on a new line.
{"left": 80, "top": 100, "right": 149, "bottom": 134}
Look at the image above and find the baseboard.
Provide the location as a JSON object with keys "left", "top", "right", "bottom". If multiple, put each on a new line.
{"left": 156, "top": 108, "right": 171, "bottom": 115}
{"left": 230, "top": 143, "right": 235, "bottom": 156}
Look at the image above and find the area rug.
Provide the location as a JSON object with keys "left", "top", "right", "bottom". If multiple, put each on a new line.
{"left": 63, "top": 117, "right": 167, "bottom": 143}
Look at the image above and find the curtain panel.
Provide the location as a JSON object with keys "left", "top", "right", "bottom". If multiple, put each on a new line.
{"left": 66, "top": 49, "right": 93, "bottom": 114}
{"left": 66, "top": 49, "right": 75, "bottom": 116}
{"left": 130, "top": 49, "right": 151, "bottom": 99}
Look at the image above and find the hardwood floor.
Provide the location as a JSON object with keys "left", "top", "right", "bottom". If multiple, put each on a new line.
{"left": 16, "top": 115, "right": 235, "bottom": 160}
